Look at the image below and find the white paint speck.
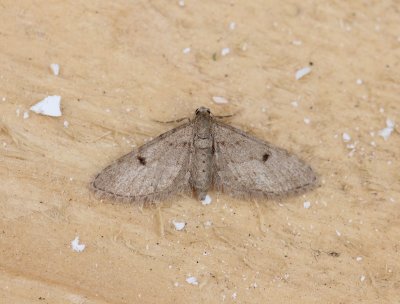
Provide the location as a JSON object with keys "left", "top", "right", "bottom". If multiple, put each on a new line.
{"left": 379, "top": 107, "right": 384, "bottom": 113}
{"left": 292, "top": 40, "right": 302, "bottom": 46}
{"left": 304, "top": 117, "right": 311, "bottom": 124}
{"left": 50, "top": 63, "right": 60, "bottom": 76}
{"left": 30, "top": 95, "right": 62, "bottom": 117}
{"left": 23, "top": 111, "right": 29, "bottom": 119}
{"left": 342, "top": 133, "right": 351, "bottom": 142}
{"left": 336, "top": 230, "right": 341, "bottom": 237}
{"left": 174, "top": 282, "right": 179, "bottom": 287}
{"left": 178, "top": 0, "right": 185, "bottom": 7}
{"left": 229, "top": 22, "right": 236, "bottom": 30}
{"left": 201, "top": 194, "right": 212, "bottom": 205}
{"left": 221, "top": 47, "right": 230, "bottom": 56}
{"left": 232, "top": 292, "right": 237, "bottom": 300}
{"left": 186, "top": 276, "right": 198, "bottom": 285}
{"left": 360, "top": 275, "right": 366, "bottom": 282}
{"left": 291, "top": 100, "right": 299, "bottom": 107}
{"left": 182, "top": 47, "right": 191, "bottom": 54}
{"left": 295, "top": 66, "right": 311, "bottom": 80}
{"left": 64, "top": 120, "right": 69, "bottom": 128}
{"left": 378, "top": 119, "right": 395, "bottom": 140}
{"left": 203, "top": 220, "right": 213, "bottom": 227}
{"left": 212, "top": 96, "right": 229, "bottom": 104}
{"left": 356, "top": 79, "right": 363, "bottom": 85}
{"left": 172, "top": 220, "right": 186, "bottom": 231}
{"left": 303, "top": 201, "right": 311, "bottom": 209}
{"left": 356, "top": 256, "right": 363, "bottom": 262}
{"left": 71, "top": 236, "right": 85, "bottom": 252}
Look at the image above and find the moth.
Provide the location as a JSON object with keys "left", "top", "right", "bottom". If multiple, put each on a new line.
{"left": 91, "top": 107, "right": 318, "bottom": 203}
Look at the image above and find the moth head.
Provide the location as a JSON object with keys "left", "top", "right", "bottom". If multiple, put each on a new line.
{"left": 195, "top": 107, "right": 211, "bottom": 116}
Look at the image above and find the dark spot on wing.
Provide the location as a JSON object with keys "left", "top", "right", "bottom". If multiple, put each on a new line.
{"left": 137, "top": 156, "right": 146, "bottom": 165}
{"left": 262, "top": 153, "right": 270, "bottom": 162}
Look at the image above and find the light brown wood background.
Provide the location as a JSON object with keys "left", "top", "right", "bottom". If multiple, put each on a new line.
{"left": 1, "top": 1, "right": 399, "bottom": 303}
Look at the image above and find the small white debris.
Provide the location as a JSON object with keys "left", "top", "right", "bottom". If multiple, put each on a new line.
{"left": 172, "top": 220, "right": 186, "bottom": 231}
{"left": 360, "top": 275, "right": 366, "bottom": 282}
{"left": 356, "top": 79, "right": 363, "bottom": 85}
{"left": 30, "top": 95, "right": 62, "bottom": 117}
{"left": 303, "top": 201, "right": 311, "bottom": 209}
{"left": 336, "top": 230, "right": 341, "bottom": 237}
{"left": 182, "top": 47, "right": 191, "bottom": 54}
{"left": 221, "top": 47, "right": 230, "bottom": 56}
{"left": 292, "top": 40, "right": 302, "bottom": 46}
{"left": 378, "top": 119, "right": 395, "bottom": 140}
{"left": 203, "top": 220, "right": 213, "bottom": 227}
{"left": 178, "top": 0, "right": 185, "bottom": 7}
{"left": 356, "top": 256, "right": 363, "bottom": 262}
{"left": 186, "top": 276, "right": 198, "bottom": 285}
{"left": 71, "top": 236, "right": 85, "bottom": 252}
{"left": 370, "top": 141, "right": 376, "bottom": 147}
{"left": 50, "top": 63, "right": 60, "bottom": 76}
{"left": 23, "top": 111, "right": 29, "bottom": 119}
{"left": 201, "top": 194, "right": 212, "bottom": 205}
{"left": 304, "top": 117, "right": 311, "bottom": 124}
{"left": 64, "top": 120, "right": 69, "bottom": 128}
{"left": 295, "top": 66, "right": 311, "bottom": 80}
{"left": 379, "top": 107, "right": 384, "bottom": 113}
{"left": 212, "top": 96, "right": 229, "bottom": 104}
{"left": 232, "top": 292, "right": 237, "bottom": 300}
{"left": 342, "top": 133, "right": 351, "bottom": 142}
{"left": 105, "top": 108, "right": 111, "bottom": 113}
{"left": 291, "top": 100, "right": 299, "bottom": 107}
{"left": 174, "top": 282, "right": 179, "bottom": 287}
{"left": 229, "top": 22, "right": 236, "bottom": 30}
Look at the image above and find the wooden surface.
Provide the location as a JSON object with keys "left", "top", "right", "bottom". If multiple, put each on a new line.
{"left": 1, "top": 1, "right": 399, "bottom": 303}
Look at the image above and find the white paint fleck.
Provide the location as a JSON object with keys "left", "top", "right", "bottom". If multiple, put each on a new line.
{"left": 356, "top": 79, "right": 363, "bottom": 85}
{"left": 50, "top": 63, "right": 60, "bottom": 76}
{"left": 30, "top": 95, "right": 62, "bottom": 117}
{"left": 212, "top": 96, "right": 229, "bottom": 104}
{"left": 379, "top": 107, "right": 384, "bottom": 113}
{"left": 172, "top": 220, "right": 186, "bottom": 231}
{"left": 203, "top": 220, "right": 213, "bottom": 227}
{"left": 295, "top": 66, "right": 311, "bottom": 80}
{"left": 360, "top": 275, "right": 366, "bottom": 282}
{"left": 336, "top": 230, "right": 341, "bottom": 237}
{"left": 71, "top": 236, "right": 85, "bottom": 252}
{"left": 342, "top": 133, "right": 351, "bottom": 142}
{"left": 64, "top": 120, "right": 69, "bottom": 128}
{"left": 303, "top": 201, "right": 311, "bottom": 209}
{"left": 232, "top": 292, "right": 237, "bottom": 300}
{"left": 229, "top": 22, "right": 236, "bottom": 30}
{"left": 292, "top": 40, "right": 302, "bottom": 46}
{"left": 201, "top": 194, "right": 212, "bottom": 205}
{"left": 23, "top": 111, "right": 29, "bottom": 119}
{"left": 304, "top": 117, "right": 311, "bottom": 124}
{"left": 356, "top": 256, "right": 363, "bottom": 262}
{"left": 378, "top": 119, "right": 395, "bottom": 140}
{"left": 178, "top": 0, "right": 185, "bottom": 7}
{"left": 221, "top": 47, "right": 230, "bottom": 56}
{"left": 186, "top": 276, "right": 198, "bottom": 285}
{"left": 182, "top": 47, "right": 191, "bottom": 54}
{"left": 291, "top": 100, "right": 299, "bottom": 107}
